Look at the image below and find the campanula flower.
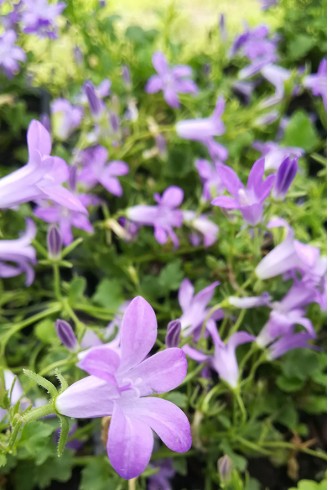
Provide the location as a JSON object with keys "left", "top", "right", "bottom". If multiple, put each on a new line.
{"left": 272, "top": 156, "right": 298, "bottom": 199}
{"left": 184, "top": 323, "right": 254, "bottom": 388}
{"left": 266, "top": 332, "right": 315, "bottom": 360}
{"left": 126, "top": 186, "right": 184, "bottom": 247}
{"left": 212, "top": 158, "right": 275, "bottom": 225}
{"left": 183, "top": 210, "right": 219, "bottom": 248}
{"left": 148, "top": 459, "right": 175, "bottom": 490}
{"left": 0, "top": 30, "right": 26, "bottom": 78}
{"left": 21, "top": 0, "right": 65, "bottom": 38}
{"left": 304, "top": 58, "right": 327, "bottom": 109}
{"left": 56, "top": 297, "right": 192, "bottom": 479}
{"left": 78, "top": 146, "right": 129, "bottom": 196}
{"left": 145, "top": 51, "right": 198, "bottom": 108}
{"left": 228, "top": 292, "right": 271, "bottom": 309}
{"left": 84, "top": 81, "right": 103, "bottom": 116}
{"left": 0, "top": 220, "right": 36, "bottom": 285}
{"left": 47, "top": 225, "right": 62, "bottom": 259}
{"left": 55, "top": 319, "right": 78, "bottom": 350}
{"left": 165, "top": 320, "right": 181, "bottom": 348}
{"left": 195, "top": 159, "right": 225, "bottom": 201}
{"left": 177, "top": 279, "right": 221, "bottom": 337}
{"left": 51, "top": 99, "right": 83, "bottom": 140}
{"left": 260, "top": 0, "right": 278, "bottom": 10}
{"left": 253, "top": 141, "right": 303, "bottom": 170}
{"left": 260, "top": 64, "right": 291, "bottom": 107}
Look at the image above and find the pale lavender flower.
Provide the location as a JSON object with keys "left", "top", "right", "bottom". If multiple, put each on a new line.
{"left": 260, "top": 0, "right": 278, "bottom": 10}
{"left": 0, "top": 219, "right": 36, "bottom": 285}
{"left": 212, "top": 158, "right": 275, "bottom": 225}
{"left": 0, "top": 30, "right": 26, "bottom": 78}
{"left": 228, "top": 292, "right": 271, "bottom": 309}
{"left": 78, "top": 146, "right": 129, "bottom": 196}
{"left": 304, "top": 58, "right": 327, "bottom": 109}
{"left": 253, "top": 141, "right": 303, "bottom": 171}
{"left": 126, "top": 186, "right": 184, "bottom": 247}
{"left": 184, "top": 324, "right": 254, "bottom": 388}
{"left": 183, "top": 210, "right": 219, "bottom": 247}
{"left": 21, "top": 0, "right": 65, "bottom": 39}
{"left": 51, "top": 99, "right": 83, "bottom": 140}
{"left": 232, "top": 80, "right": 255, "bottom": 104}
{"left": 177, "top": 279, "right": 221, "bottom": 337}
{"left": 218, "top": 14, "right": 227, "bottom": 42}
{"left": 176, "top": 96, "right": 225, "bottom": 142}
{"left": 267, "top": 332, "right": 314, "bottom": 360}
{"left": 272, "top": 156, "right": 298, "bottom": 199}
{"left": 56, "top": 297, "right": 192, "bottom": 480}
{"left": 195, "top": 158, "right": 225, "bottom": 201}
{"left": 0, "top": 370, "right": 27, "bottom": 420}
{"left": 55, "top": 319, "right": 78, "bottom": 350}
{"left": 122, "top": 65, "right": 132, "bottom": 89}
{"left": 145, "top": 51, "right": 198, "bottom": 108}
{"left": 148, "top": 459, "right": 175, "bottom": 490}
{"left": 260, "top": 64, "right": 291, "bottom": 107}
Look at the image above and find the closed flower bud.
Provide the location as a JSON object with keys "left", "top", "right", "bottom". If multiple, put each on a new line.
{"left": 122, "top": 65, "right": 132, "bottom": 88}
{"left": 218, "top": 455, "right": 233, "bottom": 483}
{"left": 47, "top": 225, "right": 62, "bottom": 259}
{"left": 55, "top": 319, "right": 77, "bottom": 350}
{"left": 84, "top": 81, "right": 102, "bottom": 116}
{"left": 165, "top": 320, "right": 181, "bottom": 348}
{"left": 273, "top": 156, "right": 298, "bottom": 200}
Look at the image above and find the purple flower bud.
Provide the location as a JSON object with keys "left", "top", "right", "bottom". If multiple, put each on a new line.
{"left": 122, "top": 65, "right": 132, "bottom": 88}
{"left": 47, "top": 225, "right": 62, "bottom": 259}
{"left": 218, "top": 14, "right": 227, "bottom": 41}
{"left": 165, "top": 320, "right": 181, "bottom": 347}
{"left": 155, "top": 134, "right": 167, "bottom": 156}
{"left": 273, "top": 156, "right": 298, "bottom": 199}
{"left": 109, "top": 112, "right": 120, "bottom": 133}
{"left": 55, "top": 319, "right": 78, "bottom": 350}
{"left": 218, "top": 455, "right": 233, "bottom": 483}
{"left": 84, "top": 81, "right": 102, "bottom": 116}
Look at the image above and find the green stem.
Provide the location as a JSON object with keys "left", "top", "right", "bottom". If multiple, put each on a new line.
{"left": 38, "top": 357, "right": 77, "bottom": 376}
{"left": 22, "top": 403, "right": 56, "bottom": 424}
{"left": 262, "top": 441, "right": 327, "bottom": 460}
{"left": 53, "top": 263, "right": 61, "bottom": 300}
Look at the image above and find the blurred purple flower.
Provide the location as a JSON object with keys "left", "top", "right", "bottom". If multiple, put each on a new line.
{"left": 21, "top": 0, "right": 65, "bottom": 38}
{"left": 78, "top": 146, "right": 128, "bottom": 196}
{"left": 218, "top": 13, "right": 227, "bottom": 42}
{"left": 267, "top": 332, "right": 315, "bottom": 360}
{"left": 51, "top": 99, "right": 83, "bottom": 140}
{"left": 0, "top": 219, "right": 36, "bottom": 285}
{"left": 195, "top": 158, "right": 225, "bottom": 201}
{"left": 212, "top": 158, "right": 275, "bottom": 225}
{"left": 272, "top": 156, "right": 298, "bottom": 199}
{"left": 228, "top": 292, "right": 271, "bottom": 309}
{"left": 145, "top": 51, "right": 198, "bottom": 108}
{"left": 260, "top": 64, "right": 291, "bottom": 107}
{"left": 0, "top": 370, "right": 28, "bottom": 420}
{"left": 253, "top": 141, "right": 303, "bottom": 171}
{"left": 177, "top": 279, "right": 221, "bottom": 337}
{"left": 183, "top": 210, "right": 219, "bottom": 247}
{"left": 56, "top": 297, "right": 192, "bottom": 480}
{"left": 260, "top": 0, "right": 278, "bottom": 10}
{"left": 304, "top": 58, "right": 327, "bottom": 109}
{"left": 148, "top": 459, "right": 175, "bottom": 490}
{"left": 126, "top": 186, "right": 184, "bottom": 247}
{"left": 56, "top": 319, "right": 78, "bottom": 350}
{"left": 0, "top": 30, "right": 25, "bottom": 78}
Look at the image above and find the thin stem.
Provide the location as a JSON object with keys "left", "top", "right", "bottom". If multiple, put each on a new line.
{"left": 53, "top": 263, "right": 61, "bottom": 300}
{"left": 22, "top": 403, "right": 56, "bottom": 424}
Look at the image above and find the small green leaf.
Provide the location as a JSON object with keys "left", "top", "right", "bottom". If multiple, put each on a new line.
{"left": 282, "top": 111, "right": 319, "bottom": 151}
{"left": 23, "top": 370, "right": 58, "bottom": 398}
{"left": 57, "top": 415, "right": 70, "bottom": 457}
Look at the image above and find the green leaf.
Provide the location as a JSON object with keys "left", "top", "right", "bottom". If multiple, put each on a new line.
{"left": 34, "top": 319, "right": 58, "bottom": 345}
{"left": 92, "top": 278, "right": 124, "bottom": 310}
{"left": 23, "top": 370, "right": 57, "bottom": 398}
{"left": 68, "top": 276, "right": 87, "bottom": 303}
{"left": 57, "top": 415, "right": 70, "bottom": 457}
{"left": 289, "top": 479, "right": 327, "bottom": 490}
{"left": 164, "top": 392, "right": 188, "bottom": 409}
{"left": 287, "top": 35, "right": 316, "bottom": 59}
{"left": 276, "top": 375, "right": 305, "bottom": 392}
{"left": 18, "top": 421, "right": 55, "bottom": 465}
{"left": 158, "top": 260, "right": 184, "bottom": 292}
{"left": 80, "top": 458, "right": 120, "bottom": 490}
{"left": 282, "top": 111, "right": 319, "bottom": 152}
{"left": 280, "top": 350, "right": 321, "bottom": 381}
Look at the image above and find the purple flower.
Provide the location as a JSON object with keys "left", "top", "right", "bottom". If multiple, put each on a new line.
{"left": 0, "top": 30, "right": 26, "bottom": 78}
{"left": 218, "top": 13, "right": 227, "bottom": 42}
{"left": 195, "top": 159, "right": 225, "bottom": 201}
{"left": 272, "top": 156, "right": 298, "bottom": 199}
{"left": 21, "top": 0, "right": 65, "bottom": 39}
{"left": 304, "top": 58, "right": 327, "bottom": 109}
{"left": 165, "top": 320, "right": 181, "bottom": 348}
{"left": 228, "top": 292, "right": 271, "bottom": 309}
{"left": 0, "top": 370, "right": 26, "bottom": 421}
{"left": 55, "top": 319, "right": 78, "bottom": 350}
{"left": 84, "top": 81, "right": 103, "bottom": 116}
{"left": 56, "top": 297, "right": 192, "bottom": 479}
{"left": 177, "top": 279, "right": 221, "bottom": 337}
{"left": 183, "top": 210, "right": 219, "bottom": 247}
{"left": 0, "top": 219, "right": 36, "bottom": 286}
{"left": 47, "top": 225, "right": 62, "bottom": 259}
{"left": 51, "top": 99, "right": 83, "bottom": 140}
{"left": 126, "top": 186, "right": 184, "bottom": 247}
{"left": 78, "top": 146, "right": 129, "bottom": 196}
{"left": 148, "top": 459, "right": 175, "bottom": 490}
{"left": 253, "top": 141, "right": 304, "bottom": 171}
{"left": 267, "top": 332, "right": 315, "bottom": 360}
{"left": 212, "top": 158, "right": 275, "bottom": 225}
{"left": 260, "top": 0, "right": 278, "bottom": 10}
{"left": 184, "top": 324, "right": 254, "bottom": 388}
{"left": 260, "top": 64, "right": 291, "bottom": 107}
{"left": 176, "top": 96, "right": 225, "bottom": 142}
{"left": 145, "top": 51, "right": 198, "bottom": 108}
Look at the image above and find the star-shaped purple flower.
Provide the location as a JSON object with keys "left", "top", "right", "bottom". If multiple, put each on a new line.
{"left": 0, "top": 30, "right": 26, "bottom": 78}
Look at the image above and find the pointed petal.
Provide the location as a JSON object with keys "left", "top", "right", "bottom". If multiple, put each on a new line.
{"left": 127, "top": 348, "right": 187, "bottom": 396}
{"left": 38, "top": 184, "right": 87, "bottom": 213}
{"left": 183, "top": 345, "right": 210, "bottom": 362}
{"left": 178, "top": 279, "right": 194, "bottom": 311}
{"left": 120, "top": 296, "right": 157, "bottom": 370}
{"left": 218, "top": 165, "right": 243, "bottom": 195}
{"left": 127, "top": 397, "right": 191, "bottom": 453}
{"left": 193, "top": 281, "right": 219, "bottom": 308}
{"left": 27, "top": 120, "right": 52, "bottom": 158}
{"left": 145, "top": 76, "right": 163, "bottom": 93}
{"left": 152, "top": 52, "right": 168, "bottom": 74}
{"left": 247, "top": 158, "right": 265, "bottom": 190}
{"left": 108, "top": 404, "right": 154, "bottom": 480}
{"left": 227, "top": 331, "right": 255, "bottom": 350}
{"left": 211, "top": 196, "right": 240, "bottom": 209}
{"left": 78, "top": 345, "right": 120, "bottom": 384}
{"left": 161, "top": 186, "right": 184, "bottom": 208}
{"left": 56, "top": 376, "right": 118, "bottom": 418}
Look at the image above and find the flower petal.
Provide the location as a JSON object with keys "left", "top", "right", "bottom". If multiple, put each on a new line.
{"left": 78, "top": 345, "right": 121, "bottom": 384}
{"left": 27, "top": 120, "right": 52, "bottom": 158}
{"left": 127, "top": 397, "right": 192, "bottom": 453}
{"left": 127, "top": 348, "right": 187, "bottom": 395}
{"left": 120, "top": 296, "right": 157, "bottom": 370}
{"left": 108, "top": 403, "right": 154, "bottom": 480}
{"left": 56, "top": 375, "right": 118, "bottom": 418}
{"left": 161, "top": 186, "right": 184, "bottom": 208}
{"left": 178, "top": 279, "right": 194, "bottom": 311}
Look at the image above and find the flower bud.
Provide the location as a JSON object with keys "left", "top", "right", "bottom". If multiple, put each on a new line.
{"left": 218, "top": 455, "right": 233, "bottom": 483}
{"left": 165, "top": 320, "right": 181, "bottom": 348}
{"left": 122, "top": 65, "right": 132, "bottom": 88}
{"left": 109, "top": 112, "right": 120, "bottom": 133}
{"left": 84, "top": 81, "right": 102, "bottom": 116}
{"left": 273, "top": 156, "right": 298, "bottom": 200}
{"left": 47, "top": 225, "right": 62, "bottom": 259}
{"left": 55, "top": 319, "right": 78, "bottom": 350}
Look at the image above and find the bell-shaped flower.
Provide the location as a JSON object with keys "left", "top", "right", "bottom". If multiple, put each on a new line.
{"left": 56, "top": 297, "right": 191, "bottom": 480}
{"left": 0, "top": 120, "right": 86, "bottom": 213}
{"left": 176, "top": 96, "right": 225, "bottom": 142}
{"left": 253, "top": 141, "right": 303, "bottom": 171}
{"left": 0, "top": 219, "right": 36, "bottom": 285}
{"left": 126, "top": 186, "right": 184, "bottom": 247}
{"left": 267, "top": 332, "right": 315, "bottom": 360}
{"left": 177, "top": 279, "right": 221, "bottom": 337}
{"left": 304, "top": 58, "right": 327, "bottom": 110}
{"left": 260, "top": 64, "right": 291, "bottom": 107}
{"left": 212, "top": 158, "right": 275, "bottom": 225}
{"left": 0, "top": 30, "right": 26, "bottom": 78}
{"left": 78, "top": 145, "right": 129, "bottom": 196}
{"left": 145, "top": 51, "right": 198, "bottom": 108}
